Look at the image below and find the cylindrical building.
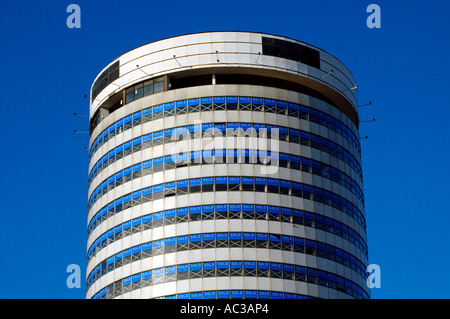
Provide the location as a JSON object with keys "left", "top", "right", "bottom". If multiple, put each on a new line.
{"left": 85, "top": 31, "right": 369, "bottom": 299}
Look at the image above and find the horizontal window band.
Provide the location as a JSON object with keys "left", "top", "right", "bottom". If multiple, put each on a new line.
{"left": 88, "top": 258, "right": 369, "bottom": 300}
{"left": 88, "top": 149, "right": 364, "bottom": 211}
{"left": 89, "top": 96, "right": 360, "bottom": 162}
{"left": 88, "top": 121, "right": 363, "bottom": 187}
{"left": 87, "top": 202, "right": 368, "bottom": 264}
{"left": 87, "top": 175, "right": 366, "bottom": 237}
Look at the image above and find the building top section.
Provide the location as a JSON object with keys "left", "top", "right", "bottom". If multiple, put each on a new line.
{"left": 89, "top": 31, "right": 358, "bottom": 127}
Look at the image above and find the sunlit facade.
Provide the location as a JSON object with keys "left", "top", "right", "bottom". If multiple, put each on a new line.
{"left": 85, "top": 31, "right": 369, "bottom": 299}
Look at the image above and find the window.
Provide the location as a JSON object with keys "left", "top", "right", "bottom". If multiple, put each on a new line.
{"left": 215, "top": 204, "right": 228, "bottom": 219}
{"left": 217, "top": 261, "right": 229, "bottom": 276}
{"left": 152, "top": 157, "right": 163, "bottom": 172}
{"left": 142, "top": 187, "right": 152, "bottom": 203}
{"left": 125, "top": 87, "right": 134, "bottom": 103}
{"left": 189, "top": 178, "right": 201, "bottom": 193}
{"left": 202, "top": 233, "right": 215, "bottom": 248}
{"left": 177, "top": 264, "right": 189, "bottom": 280}
{"left": 276, "top": 100, "right": 287, "bottom": 115}
{"left": 242, "top": 204, "right": 254, "bottom": 219}
{"left": 295, "top": 266, "right": 306, "bottom": 282}
{"left": 176, "top": 100, "right": 187, "bottom": 115}
{"left": 252, "top": 97, "right": 263, "bottom": 111}
{"left": 154, "top": 80, "right": 164, "bottom": 93}
{"left": 153, "top": 104, "right": 163, "bottom": 120}
{"left": 280, "top": 180, "right": 291, "bottom": 195}
{"left": 131, "top": 245, "right": 141, "bottom": 262}
{"left": 243, "top": 232, "right": 255, "bottom": 248}
{"left": 164, "top": 102, "right": 175, "bottom": 117}
{"left": 164, "top": 238, "right": 176, "bottom": 254}
{"left": 122, "top": 249, "right": 132, "bottom": 265}
{"left": 257, "top": 261, "right": 269, "bottom": 277}
{"left": 267, "top": 178, "right": 279, "bottom": 194}
{"left": 142, "top": 242, "right": 152, "bottom": 258}
{"left": 202, "top": 177, "right": 214, "bottom": 192}
{"left": 228, "top": 176, "right": 240, "bottom": 191}
{"left": 114, "top": 225, "right": 122, "bottom": 241}
{"left": 201, "top": 97, "right": 212, "bottom": 111}
{"left": 239, "top": 96, "right": 251, "bottom": 110}
{"left": 229, "top": 232, "right": 242, "bottom": 247}
{"left": 176, "top": 207, "right": 188, "bottom": 223}
{"left": 189, "top": 206, "right": 201, "bottom": 222}
{"left": 215, "top": 176, "right": 227, "bottom": 192}
{"left": 256, "top": 233, "right": 268, "bottom": 249}
{"left": 188, "top": 98, "right": 200, "bottom": 113}
{"left": 176, "top": 235, "right": 189, "bottom": 251}
{"left": 123, "top": 140, "right": 132, "bottom": 157}
{"left": 153, "top": 184, "right": 163, "bottom": 200}
{"left": 152, "top": 268, "right": 164, "bottom": 284}
{"left": 176, "top": 180, "right": 188, "bottom": 195}
{"left": 255, "top": 205, "right": 267, "bottom": 220}
{"left": 142, "top": 159, "right": 152, "bottom": 176}
{"left": 230, "top": 261, "right": 242, "bottom": 276}
{"left": 269, "top": 234, "right": 281, "bottom": 250}
{"left": 254, "top": 177, "right": 266, "bottom": 192}
{"left": 164, "top": 155, "right": 175, "bottom": 171}
{"left": 288, "top": 102, "right": 298, "bottom": 117}
{"left": 152, "top": 211, "right": 163, "bottom": 228}
{"left": 213, "top": 96, "right": 225, "bottom": 110}
{"left": 268, "top": 206, "right": 280, "bottom": 221}
{"left": 226, "top": 96, "right": 238, "bottom": 110}
{"left": 164, "top": 209, "right": 176, "bottom": 225}
{"left": 143, "top": 80, "right": 153, "bottom": 96}
{"left": 114, "top": 120, "right": 123, "bottom": 137}
{"left": 264, "top": 98, "right": 275, "bottom": 113}
{"left": 131, "top": 217, "right": 141, "bottom": 234}
{"left": 132, "top": 111, "right": 141, "bottom": 127}
{"left": 202, "top": 205, "right": 214, "bottom": 220}
{"left": 282, "top": 235, "right": 293, "bottom": 251}
{"left": 216, "top": 232, "right": 228, "bottom": 247}
{"left": 190, "top": 263, "right": 202, "bottom": 278}
{"left": 153, "top": 240, "right": 164, "bottom": 256}
{"left": 270, "top": 262, "right": 283, "bottom": 279}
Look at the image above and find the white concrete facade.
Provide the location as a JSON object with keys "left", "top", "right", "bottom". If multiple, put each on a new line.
{"left": 86, "top": 32, "right": 368, "bottom": 300}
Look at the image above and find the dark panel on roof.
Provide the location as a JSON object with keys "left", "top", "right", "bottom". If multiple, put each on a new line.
{"left": 262, "top": 37, "right": 320, "bottom": 69}
{"left": 92, "top": 60, "right": 120, "bottom": 101}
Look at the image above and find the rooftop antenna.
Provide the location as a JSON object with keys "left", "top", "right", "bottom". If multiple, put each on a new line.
{"left": 136, "top": 64, "right": 150, "bottom": 76}
{"left": 358, "top": 101, "right": 372, "bottom": 108}
{"left": 255, "top": 52, "right": 261, "bottom": 63}
{"left": 173, "top": 55, "right": 182, "bottom": 67}
{"left": 321, "top": 69, "right": 333, "bottom": 78}
{"left": 343, "top": 85, "right": 358, "bottom": 92}
{"left": 84, "top": 95, "right": 101, "bottom": 102}
{"left": 360, "top": 118, "right": 376, "bottom": 123}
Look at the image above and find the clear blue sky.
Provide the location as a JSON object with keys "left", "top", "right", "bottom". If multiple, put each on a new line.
{"left": 0, "top": 0, "right": 449, "bottom": 299}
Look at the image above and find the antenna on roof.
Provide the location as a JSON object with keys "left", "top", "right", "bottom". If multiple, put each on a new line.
{"left": 172, "top": 56, "right": 182, "bottom": 67}
{"left": 84, "top": 95, "right": 101, "bottom": 102}
{"left": 343, "top": 85, "right": 358, "bottom": 92}
{"left": 321, "top": 69, "right": 333, "bottom": 78}
{"left": 360, "top": 118, "right": 376, "bottom": 123}
{"left": 136, "top": 64, "right": 150, "bottom": 75}
{"left": 255, "top": 52, "right": 261, "bottom": 63}
{"left": 358, "top": 101, "right": 372, "bottom": 108}
{"left": 74, "top": 113, "right": 88, "bottom": 117}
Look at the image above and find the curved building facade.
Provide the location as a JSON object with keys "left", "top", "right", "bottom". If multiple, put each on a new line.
{"left": 85, "top": 31, "right": 369, "bottom": 299}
